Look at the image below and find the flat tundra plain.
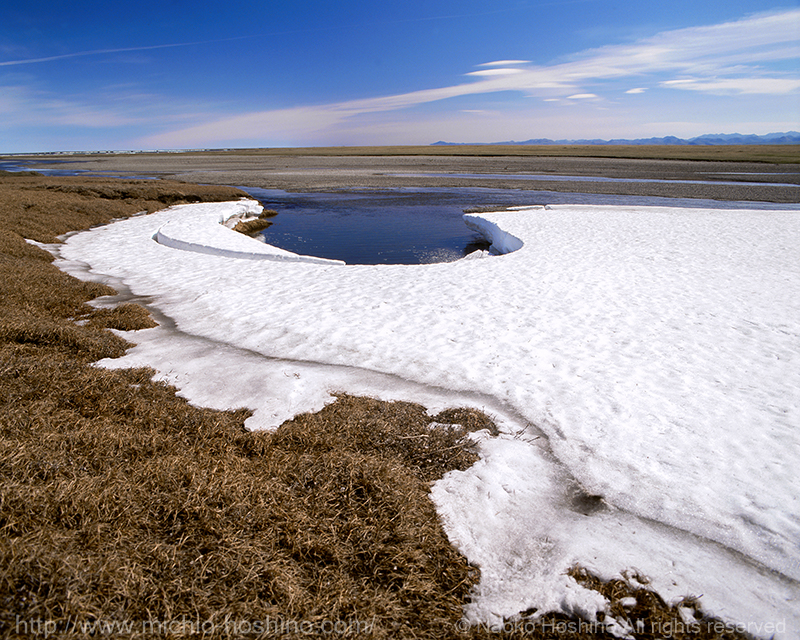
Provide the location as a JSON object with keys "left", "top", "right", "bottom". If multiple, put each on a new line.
{"left": 15, "top": 146, "right": 800, "bottom": 202}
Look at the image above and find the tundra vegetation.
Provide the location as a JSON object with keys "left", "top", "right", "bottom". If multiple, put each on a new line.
{"left": 0, "top": 172, "right": 754, "bottom": 638}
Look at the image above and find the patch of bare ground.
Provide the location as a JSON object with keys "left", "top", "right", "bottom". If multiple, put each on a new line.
{"left": 0, "top": 175, "right": 754, "bottom": 638}
{"left": 232, "top": 209, "right": 278, "bottom": 236}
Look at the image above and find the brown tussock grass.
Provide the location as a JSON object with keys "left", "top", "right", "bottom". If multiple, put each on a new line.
{"left": 0, "top": 175, "right": 754, "bottom": 639}
{"left": 232, "top": 209, "right": 278, "bottom": 236}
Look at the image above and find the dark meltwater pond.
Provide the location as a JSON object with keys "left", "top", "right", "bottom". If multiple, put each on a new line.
{"left": 241, "top": 187, "right": 550, "bottom": 265}
{"left": 241, "top": 186, "right": 800, "bottom": 265}
{"left": 8, "top": 160, "right": 795, "bottom": 265}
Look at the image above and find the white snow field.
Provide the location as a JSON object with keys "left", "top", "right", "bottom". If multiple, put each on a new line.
{"left": 53, "top": 198, "right": 799, "bottom": 637}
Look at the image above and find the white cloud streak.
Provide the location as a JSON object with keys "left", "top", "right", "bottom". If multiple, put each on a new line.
{"left": 467, "top": 68, "right": 526, "bottom": 77}
{"left": 662, "top": 77, "right": 800, "bottom": 94}
{"left": 0, "top": 82, "right": 214, "bottom": 133}
{"left": 0, "top": 37, "right": 258, "bottom": 67}
{"left": 478, "top": 60, "right": 531, "bottom": 67}
{"left": 133, "top": 8, "right": 800, "bottom": 147}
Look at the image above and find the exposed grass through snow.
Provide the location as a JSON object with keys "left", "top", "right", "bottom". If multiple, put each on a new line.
{"left": 0, "top": 175, "right": 755, "bottom": 638}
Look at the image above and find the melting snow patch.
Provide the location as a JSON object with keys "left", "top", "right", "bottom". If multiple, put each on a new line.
{"left": 54, "top": 200, "right": 800, "bottom": 636}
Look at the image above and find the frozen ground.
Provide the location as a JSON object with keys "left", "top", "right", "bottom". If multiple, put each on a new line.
{"left": 51, "top": 198, "right": 799, "bottom": 637}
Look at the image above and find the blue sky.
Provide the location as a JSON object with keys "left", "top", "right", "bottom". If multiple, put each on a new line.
{"left": 1, "top": 1, "right": 798, "bottom": 152}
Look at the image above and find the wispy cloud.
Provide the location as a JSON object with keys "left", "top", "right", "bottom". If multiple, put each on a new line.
{"left": 467, "top": 68, "right": 526, "bottom": 77}
{"left": 478, "top": 60, "right": 531, "bottom": 67}
{"left": 134, "top": 8, "right": 799, "bottom": 147}
{"left": 662, "top": 77, "right": 800, "bottom": 94}
{"left": 0, "top": 82, "right": 212, "bottom": 131}
{"left": 0, "top": 37, "right": 256, "bottom": 67}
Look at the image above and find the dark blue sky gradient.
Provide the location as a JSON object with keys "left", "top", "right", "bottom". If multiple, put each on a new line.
{"left": 1, "top": 1, "right": 797, "bottom": 151}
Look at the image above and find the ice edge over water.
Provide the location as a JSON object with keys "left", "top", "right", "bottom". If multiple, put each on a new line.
{"left": 52, "top": 200, "right": 800, "bottom": 637}
{"left": 463, "top": 210, "right": 525, "bottom": 254}
{"left": 154, "top": 198, "right": 345, "bottom": 265}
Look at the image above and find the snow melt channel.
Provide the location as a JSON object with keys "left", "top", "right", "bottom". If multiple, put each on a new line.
{"left": 53, "top": 199, "right": 800, "bottom": 637}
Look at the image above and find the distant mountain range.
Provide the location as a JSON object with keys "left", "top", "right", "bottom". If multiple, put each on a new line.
{"left": 432, "top": 132, "right": 800, "bottom": 146}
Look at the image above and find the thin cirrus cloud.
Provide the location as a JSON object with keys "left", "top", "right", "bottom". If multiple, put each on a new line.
{"left": 662, "top": 77, "right": 800, "bottom": 94}
{"left": 142, "top": 8, "right": 799, "bottom": 148}
{"left": 477, "top": 60, "right": 531, "bottom": 67}
{"left": 0, "top": 37, "right": 255, "bottom": 67}
{"left": 0, "top": 82, "right": 204, "bottom": 130}
{"left": 467, "top": 68, "right": 526, "bottom": 77}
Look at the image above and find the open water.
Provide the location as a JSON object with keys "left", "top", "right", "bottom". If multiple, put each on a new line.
{"left": 4, "top": 160, "right": 797, "bottom": 265}
{"left": 241, "top": 186, "right": 800, "bottom": 265}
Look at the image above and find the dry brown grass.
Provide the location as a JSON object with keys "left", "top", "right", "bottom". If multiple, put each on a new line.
{"left": 232, "top": 209, "right": 278, "bottom": 236}
{"left": 0, "top": 175, "right": 755, "bottom": 639}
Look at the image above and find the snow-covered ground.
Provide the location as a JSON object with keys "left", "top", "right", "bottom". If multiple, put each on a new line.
{"left": 52, "top": 198, "right": 799, "bottom": 637}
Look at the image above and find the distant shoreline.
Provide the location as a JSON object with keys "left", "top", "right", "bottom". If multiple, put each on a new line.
{"left": 5, "top": 143, "right": 800, "bottom": 163}
{"left": 5, "top": 148, "right": 799, "bottom": 203}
